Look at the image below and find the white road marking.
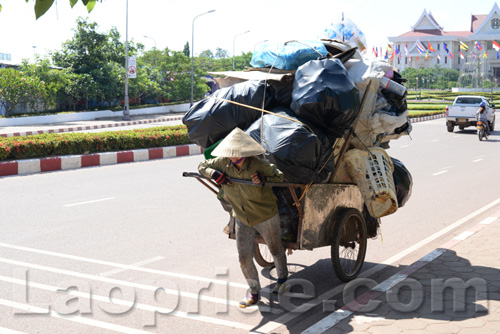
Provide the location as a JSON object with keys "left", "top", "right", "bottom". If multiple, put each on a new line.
{"left": 63, "top": 197, "right": 115, "bottom": 207}
{"left": 0, "top": 257, "right": 241, "bottom": 307}
{"left": 480, "top": 217, "right": 497, "bottom": 225}
{"left": 98, "top": 256, "right": 164, "bottom": 277}
{"left": 0, "top": 298, "right": 154, "bottom": 334}
{"left": 255, "top": 196, "right": 500, "bottom": 334}
{"left": 0, "top": 327, "right": 27, "bottom": 334}
{"left": 431, "top": 139, "right": 440, "bottom": 142}
{"left": 454, "top": 231, "right": 474, "bottom": 241}
{"left": 473, "top": 158, "right": 483, "bottom": 163}
{"left": 432, "top": 170, "right": 448, "bottom": 176}
{"left": 0, "top": 242, "right": 248, "bottom": 288}
{"left": 0, "top": 275, "right": 254, "bottom": 331}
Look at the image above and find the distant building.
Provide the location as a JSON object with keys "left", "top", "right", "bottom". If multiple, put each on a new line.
{"left": 388, "top": 3, "right": 500, "bottom": 83}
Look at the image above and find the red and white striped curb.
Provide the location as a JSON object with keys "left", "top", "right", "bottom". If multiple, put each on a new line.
{"left": 0, "top": 116, "right": 184, "bottom": 138}
{"left": 409, "top": 113, "right": 445, "bottom": 123}
{"left": 0, "top": 144, "right": 202, "bottom": 177}
{"left": 302, "top": 210, "right": 500, "bottom": 334}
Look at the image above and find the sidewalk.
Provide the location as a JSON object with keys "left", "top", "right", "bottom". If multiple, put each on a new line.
{"left": 0, "top": 112, "right": 205, "bottom": 177}
{"left": 302, "top": 209, "right": 500, "bottom": 334}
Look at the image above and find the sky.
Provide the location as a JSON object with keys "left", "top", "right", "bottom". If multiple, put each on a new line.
{"left": 0, "top": 0, "right": 497, "bottom": 63}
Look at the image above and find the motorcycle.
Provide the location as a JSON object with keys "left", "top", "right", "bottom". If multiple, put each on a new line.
{"left": 477, "top": 120, "right": 489, "bottom": 141}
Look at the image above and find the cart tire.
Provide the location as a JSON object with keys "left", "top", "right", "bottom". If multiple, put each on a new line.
{"left": 331, "top": 208, "right": 367, "bottom": 282}
{"left": 254, "top": 241, "right": 274, "bottom": 268}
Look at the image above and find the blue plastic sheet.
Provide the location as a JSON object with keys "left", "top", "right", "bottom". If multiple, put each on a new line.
{"left": 250, "top": 41, "right": 328, "bottom": 70}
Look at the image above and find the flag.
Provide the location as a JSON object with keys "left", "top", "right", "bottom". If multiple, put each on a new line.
{"left": 416, "top": 55, "right": 419, "bottom": 61}
{"left": 497, "top": 51, "right": 499, "bottom": 60}
{"left": 443, "top": 42, "right": 449, "bottom": 53}
{"left": 416, "top": 41, "right": 425, "bottom": 54}
{"left": 428, "top": 42, "right": 436, "bottom": 52}
{"left": 372, "top": 47, "right": 377, "bottom": 57}
{"left": 492, "top": 40, "right": 500, "bottom": 51}
{"left": 437, "top": 54, "right": 441, "bottom": 60}
{"left": 483, "top": 52, "right": 488, "bottom": 59}
{"left": 425, "top": 51, "right": 429, "bottom": 59}
{"left": 405, "top": 44, "right": 408, "bottom": 54}
{"left": 384, "top": 49, "right": 388, "bottom": 60}
{"left": 375, "top": 47, "right": 379, "bottom": 58}
{"left": 475, "top": 41, "right": 483, "bottom": 51}
{"left": 460, "top": 41, "right": 468, "bottom": 51}
{"left": 448, "top": 52, "right": 454, "bottom": 58}
{"left": 472, "top": 52, "right": 476, "bottom": 59}
{"left": 460, "top": 51, "right": 465, "bottom": 59}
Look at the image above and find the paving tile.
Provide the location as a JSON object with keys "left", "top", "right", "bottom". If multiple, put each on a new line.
{"left": 366, "top": 325, "right": 402, "bottom": 334}
{"left": 453, "top": 317, "right": 486, "bottom": 328}
{"left": 458, "top": 327, "right": 497, "bottom": 334}
{"left": 393, "top": 318, "right": 428, "bottom": 330}
{"left": 425, "top": 322, "right": 462, "bottom": 333}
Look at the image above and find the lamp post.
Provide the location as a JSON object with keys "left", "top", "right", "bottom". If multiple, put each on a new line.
{"left": 143, "top": 35, "right": 157, "bottom": 67}
{"left": 123, "top": 0, "right": 131, "bottom": 120}
{"left": 253, "top": 39, "right": 268, "bottom": 52}
{"left": 191, "top": 9, "right": 215, "bottom": 107}
{"left": 233, "top": 30, "right": 250, "bottom": 71}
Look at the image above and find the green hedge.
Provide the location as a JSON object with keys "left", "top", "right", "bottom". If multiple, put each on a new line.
{"left": 0, "top": 125, "right": 190, "bottom": 161}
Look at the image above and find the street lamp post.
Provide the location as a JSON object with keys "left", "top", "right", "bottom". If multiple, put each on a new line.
{"left": 191, "top": 9, "right": 215, "bottom": 107}
{"left": 143, "top": 35, "right": 157, "bottom": 67}
{"left": 233, "top": 30, "right": 250, "bottom": 71}
{"left": 253, "top": 39, "right": 268, "bottom": 52}
{"left": 123, "top": 0, "right": 131, "bottom": 121}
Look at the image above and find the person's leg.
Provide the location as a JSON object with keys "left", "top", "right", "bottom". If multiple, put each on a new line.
{"left": 235, "top": 218, "right": 260, "bottom": 307}
{"left": 254, "top": 214, "right": 288, "bottom": 294}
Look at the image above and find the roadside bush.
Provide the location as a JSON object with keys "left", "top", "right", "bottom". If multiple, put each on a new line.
{"left": 0, "top": 125, "right": 190, "bottom": 161}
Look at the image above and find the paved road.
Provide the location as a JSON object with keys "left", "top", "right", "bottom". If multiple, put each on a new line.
{"left": 0, "top": 118, "right": 499, "bottom": 333}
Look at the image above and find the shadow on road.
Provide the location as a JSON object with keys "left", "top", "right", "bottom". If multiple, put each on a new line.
{"left": 251, "top": 249, "right": 500, "bottom": 333}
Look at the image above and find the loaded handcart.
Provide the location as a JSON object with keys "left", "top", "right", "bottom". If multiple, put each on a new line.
{"left": 182, "top": 37, "right": 413, "bottom": 282}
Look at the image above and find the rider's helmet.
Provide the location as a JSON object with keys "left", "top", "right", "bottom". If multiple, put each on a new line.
{"left": 480, "top": 102, "right": 486, "bottom": 108}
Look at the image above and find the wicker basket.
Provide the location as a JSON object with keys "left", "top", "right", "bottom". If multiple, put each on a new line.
{"left": 344, "top": 147, "right": 398, "bottom": 218}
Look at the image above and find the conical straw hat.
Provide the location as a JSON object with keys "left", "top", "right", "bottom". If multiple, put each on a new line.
{"left": 211, "top": 127, "right": 266, "bottom": 157}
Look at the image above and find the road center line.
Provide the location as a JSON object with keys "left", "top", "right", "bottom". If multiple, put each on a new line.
{"left": 63, "top": 197, "right": 115, "bottom": 207}
{"left": 255, "top": 196, "right": 500, "bottom": 334}
{"left": 432, "top": 170, "right": 448, "bottom": 176}
{"left": 473, "top": 158, "right": 483, "bottom": 163}
{"left": 0, "top": 242, "right": 248, "bottom": 289}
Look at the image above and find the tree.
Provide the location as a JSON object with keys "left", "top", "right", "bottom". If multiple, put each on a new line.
{"left": 51, "top": 17, "right": 137, "bottom": 108}
{"left": 0, "top": 68, "right": 46, "bottom": 116}
{"left": 183, "top": 42, "right": 190, "bottom": 57}
{"left": 215, "top": 48, "right": 229, "bottom": 59}
{"left": 0, "top": 0, "right": 101, "bottom": 19}
{"left": 20, "top": 58, "right": 67, "bottom": 110}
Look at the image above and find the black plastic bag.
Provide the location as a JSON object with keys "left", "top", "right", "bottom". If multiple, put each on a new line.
{"left": 290, "top": 58, "right": 360, "bottom": 139}
{"left": 182, "top": 80, "right": 274, "bottom": 148}
{"left": 391, "top": 157, "right": 413, "bottom": 208}
{"left": 245, "top": 106, "right": 335, "bottom": 184}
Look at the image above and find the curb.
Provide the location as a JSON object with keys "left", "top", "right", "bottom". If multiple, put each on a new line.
{"left": 409, "top": 113, "right": 445, "bottom": 123}
{"left": 0, "top": 116, "right": 184, "bottom": 138}
{"left": 0, "top": 144, "right": 202, "bottom": 177}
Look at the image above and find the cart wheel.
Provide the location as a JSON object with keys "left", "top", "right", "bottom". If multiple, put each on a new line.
{"left": 254, "top": 241, "right": 274, "bottom": 268}
{"left": 331, "top": 208, "right": 367, "bottom": 282}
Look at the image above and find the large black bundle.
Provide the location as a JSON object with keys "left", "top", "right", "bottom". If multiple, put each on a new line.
{"left": 245, "top": 106, "right": 335, "bottom": 184}
{"left": 391, "top": 157, "right": 413, "bottom": 208}
{"left": 182, "top": 80, "right": 274, "bottom": 148}
{"left": 290, "top": 58, "right": 360, "bottom": 139}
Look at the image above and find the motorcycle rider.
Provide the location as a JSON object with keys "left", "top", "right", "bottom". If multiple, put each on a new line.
{"left": 476, "top": 101, "right": 492, "bottom": 135}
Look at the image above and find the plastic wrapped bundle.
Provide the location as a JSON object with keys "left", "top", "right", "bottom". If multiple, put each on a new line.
{"left": 245, "top": 106, "right": 335, "bottom": 184}
{"left": 290, "top": 58, "right": 360, "bottom": 140}
{"left": 391, "top": 157, "right": 413, "bottom": 208}
{"left": 250, "top": 40, "right": 328, "bottom": 70}
{"left": 182, "top": 80, "right": 274, "bottom": 148}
